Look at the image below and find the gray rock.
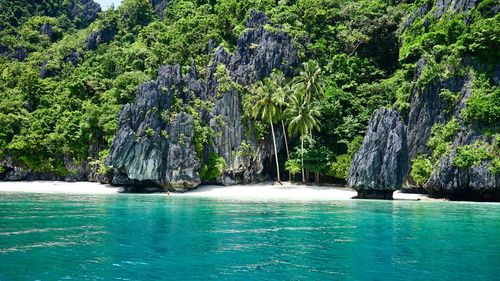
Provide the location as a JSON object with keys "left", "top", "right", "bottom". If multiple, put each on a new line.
{"left": 107, "top": 11, "right": 293, "bottom": 190}
{"left": 39, "top": 23, "right": 56, "bottom": 42}
{"left": 208, "top": 11, "right": 297, "bottom": 86}
{"left": 245, "top": 10, "right": 270, "bottom": 28}
{"left": 71, "top": 0, "right": 101, "bottom": 29}
{"left": 407, "top": 58, "right": 467, "bottom": 159}
{"left": 107, "top": 64, "right": 201, "bottom": 191}
{"left": 493, "top": 65, "right": 500, "bottom": 86}
{"left": 208, "top": 90, "right": 283, "bottom": 185}
{"left": 86, "top": 27, "right": 116, "bottom": 50}
{"left": 163, "top": 112, "right": 201, "bottom": 190}
{"left": 151, "top": 0, "right": 168, "bottom": 20}
{"left": 405, "top": 61, "right": 499, "bottom": 200}
{"left": 348, "top": 108, "right": 409, "bottom": 199}
{"left": 436, "top": 0, "right": 480, "bottom": 18}
{"left": 425, "top": 130, "right": 499, "bottom": 201}
{"left": 40, "top": 61, "right": 54, "bottom": 79}
{"left": 11, "top": 48, "right": 28, "bottom": 61}
{"left": 2, "top": 167, "right": 31, "bottom": 181}
{"left": 403, "top": 0, "right": 432, "bottom": 31}
{"left": 63, "top": 50, "right": 80, "bottom": 66}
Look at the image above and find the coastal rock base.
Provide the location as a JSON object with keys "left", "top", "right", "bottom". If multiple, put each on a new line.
{"left": 348, "top": 108, "right": 409, "bottom": 197}
{"left": 355, "top": 190, "right": 394, "bottom": 200}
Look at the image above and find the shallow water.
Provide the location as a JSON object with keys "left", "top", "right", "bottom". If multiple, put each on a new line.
{"left": 0, "top": 192, "right": 499, "bottom": 281}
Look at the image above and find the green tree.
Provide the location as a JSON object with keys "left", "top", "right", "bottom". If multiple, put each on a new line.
{"left": 269, "top": 70, "right": 290, "bottom": 164}
{"left": 292, "top": 60, "right": 325, "bottom": 103}
{"left": 285, "top": 93, "right": 321, "bottom": 183}
{"left": 252, "top": 80, "right": 282, "bottom": 183}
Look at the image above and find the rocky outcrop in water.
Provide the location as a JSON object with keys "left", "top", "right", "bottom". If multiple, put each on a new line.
{"left": 425, "top": 129, "right": 500, "bottom": 201}
{"left": 348, "top": 108, "right": 409, "bottom": 199}
{"left": 404, "top": 54, "right": 499, "bottom": 200}
{"left": 106, "top": 11, "right": 295, "bottom": 191}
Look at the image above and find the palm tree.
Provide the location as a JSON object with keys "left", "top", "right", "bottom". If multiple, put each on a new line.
{"left": 292, "top": 60, "right": 325, "bottom": 103}
{"left": 284, "top": 93, "right": 321, "bottom": 183}
{"left": 289, "top": 60, "right": 324, "bottom": 182}
{"left": 269, "top": 71, "right": 290, "bottom": 167}
{"left": 252, "top": 80, "right": 282, "bottom": 184}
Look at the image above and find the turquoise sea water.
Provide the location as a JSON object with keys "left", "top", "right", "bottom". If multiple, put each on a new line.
{"left": 0, "top": 192, "right": 499, "bottom": 281}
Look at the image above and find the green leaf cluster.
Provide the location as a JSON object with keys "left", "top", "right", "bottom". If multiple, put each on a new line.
{"left": 199, "top": 153, "right": 227, "bottom": 181}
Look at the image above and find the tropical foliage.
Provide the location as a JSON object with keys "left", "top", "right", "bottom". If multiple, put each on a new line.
{"left": 0, "top": 0, "right": 498, "bottom": 183}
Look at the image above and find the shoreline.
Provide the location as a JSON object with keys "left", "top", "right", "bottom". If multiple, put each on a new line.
{"left": 0, "top": 181, "right": 434, "bottom": 201}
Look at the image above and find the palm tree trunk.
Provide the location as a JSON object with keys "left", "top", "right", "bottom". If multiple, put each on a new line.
{"left": 301, "top": 136, "right": 305, "bottom": 183}
{"left": 281, "top": 120, "right": 290, "bottom": 158}
{"left": 281, "top": 120, "right": 290, "bottom": 181}
{"left": 270, "top": 118, "right": 281, "bottom": 184}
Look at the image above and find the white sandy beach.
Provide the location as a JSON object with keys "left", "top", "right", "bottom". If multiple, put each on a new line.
{"left": 0, "top": 181, "right": 123, "bottom": 194}
{"left": 179, "top": 182, "right": 357, "bottom": 201}
{"left": 0, "top": 181, "right": 431, "bottom": 201}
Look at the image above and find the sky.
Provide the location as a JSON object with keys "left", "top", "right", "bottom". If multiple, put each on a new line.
{"left": 94, "top": 0, "right": 122, "bottom": 10}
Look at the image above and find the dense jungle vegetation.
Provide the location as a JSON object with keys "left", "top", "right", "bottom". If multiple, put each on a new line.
{"left": 0, "top": 0, "right": 498, "bottom": 182}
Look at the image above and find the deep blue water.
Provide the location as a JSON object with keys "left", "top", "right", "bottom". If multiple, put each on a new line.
{"left": 0, "top": 192, "right": 499, "bottom": 281}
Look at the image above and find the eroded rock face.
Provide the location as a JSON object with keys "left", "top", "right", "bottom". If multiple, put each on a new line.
{"left": 71, "top": 0, "right": 101, "bottom": 29}
{"left": 348, "top": 108, "right": 409, "bottom": 199}
{"left": 39, "top": 23, "right": 56, "bottom": 42}
{"left": 107, "top": 65, "right": 201, "bottom": 191}
{"left": 1, "top": 11, "right": 294, "bottom": 189}
{"left": 106, "top": 11, "right": 293, "bottom": 190}
{"left": 404, "top": 0, "right": 432, "bottom": 30}
{"left": 407, "top": 59, "right": 468, "bottom": 159}
{"left": 86, "top": 27, "right": 117, "bottom": 50}
{"left": 209, "top": 10, "right": 297, "bottom": 85}
{"left": 0, "top": 156, "right": 92, "bottom": 182}
{"left": 209, "top": 90, "right": 283, "bottom": 185}
{"left": 420, "top": 76, "right": 499, "bottom": 201}
{"left": 403, "top": 56, "right": 499, "bottom": 200}
{"left": 425, "top": 130, "right": 500, "bottom": 201}
{"left": 436, "top": 0, "right": 480, "bottom": 18}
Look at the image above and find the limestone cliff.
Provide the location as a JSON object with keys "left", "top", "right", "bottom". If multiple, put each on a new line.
{"left": 348, "top": 0, "right": 499, "bottom": 201}
{"left": 106, "top": 11, "right": 296, "bottom": 191}
{"left": 348, "top": 108, "right": 409, "bottom": 199}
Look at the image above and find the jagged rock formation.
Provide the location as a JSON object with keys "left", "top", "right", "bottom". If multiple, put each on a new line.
{"left": 106, "top": 11, "right": 296, "bottom": 191}
{"left": 209, "top": 10, "right": 297, "bottom": 85}
{"left": 348, "top": 108, "right": 409, "bottom": 199}
{"left": 418, "top": 64, "right": 500, "bottom": 200}
{"left": 70, "top": 0, "right": 101, "bottom": 29}
{"left": 39, "top": 23, "right": 56, "bottom": 42}
{"left": 407, "top": 59, "right": 468, "bottom": 159}
{"left": 425, "top": 129, "right": 500, "bottom": 201}
{"left": 0, "top": 156, "right": 92, "bottom": 182}
{"left": 436, "top": 0, "right": 480, "bottom": 18}
{"left": 404, "top": 0, "right": 432, "bottom": 30}
{"left": 404, "top": 54, "right": 499, "bottom": 200}
{"left": 107, "top": 65, "right": 201, "bottom": 191}
{"left": 86, "top": 28, "right": 116, "bottom": 50}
